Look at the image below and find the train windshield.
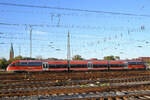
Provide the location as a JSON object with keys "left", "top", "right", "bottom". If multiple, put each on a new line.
{"left": 128, "top": 62, "right": 144, "bottom": 65}
{"left": 8, "top": 63, "right": 15, "bottom": 67}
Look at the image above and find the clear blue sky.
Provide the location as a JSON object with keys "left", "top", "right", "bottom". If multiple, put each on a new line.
{"left": 0, "top": 0, "right": 150, "bottom": 60}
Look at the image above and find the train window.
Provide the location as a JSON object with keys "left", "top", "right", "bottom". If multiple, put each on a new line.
{"left": 128, "top": 62, "right": 144, "bottom": 65}
{"left": 70, "top": 64, "right": 77, "bottom": 68}
{"left": 65, "top": 64, "right": 68, "bottom": 68}
{"left": 70, "top": 64, "right": 78, "bottom": 68}
{"left": 128, "top": 62, "right": 137, "bottom": 65}
{"left": 9, "top": 62, "right": 20, "bottom": 67}
{"left": 28, "top": 62, "right": 33, "bottom": 66}
{"left": 55, "top": 64, "right": 60, "bottom": 68}
{"left": 34, "top": 62, "right": 42, "bottom": 66}
{"left": 58, "top": 64, "right": 63, "bottom": 68}
{"left": 70, "top": 64, "right": 87, "bottom": 68}
{"left": 110, "top": 64, "right": 125, "bottom": 67}
{"left": 49, "top": 64, "right": 56, "bottom": 68}
{"left": 21, "top": 62, "right": 27, "bottom": 64}
{"left": 9, "top": 63, "right": 15, "bottom": 67}
{"left": 93, "top": 64, "right": 108, "bottom": 68}
{"left": 15, "top": 62, "right": 19, "bottom": 66}
{"left": 55, "top": 64, "right": 67, "bottom": 68}
{"left": 64, "top": 64, "right": 68, "bottom": 68}
{"left": 19, "top": 62, "right": 27, "bottom": 66}
{"left": 12, "top": 62, "right": 42, "bottom": 66}
{"left": 136, "top": 62, "right": 144, "bottom": 65}
{"left": 83, "top": 64, "right": 87, "bottom": 68}
{"left": 79, "top": 64, "right": 86, "bottom": 68}
{"left": 28, "top": 62, "right": 42, "bottom": 66}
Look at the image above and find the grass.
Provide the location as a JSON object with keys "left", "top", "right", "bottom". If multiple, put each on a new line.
{"left": 0, "top": 70, "right": 14, "bottom": 74}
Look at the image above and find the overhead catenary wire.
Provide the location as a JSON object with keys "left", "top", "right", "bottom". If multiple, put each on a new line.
{"left": 0, "top": 22, "right": 147, "bottom": 32}
{"left": 0, "top": 36, "right": 51, "bottom": 41}
{"left": 0, "top": 22, "right": 101, "bottom": 29}
{"left": 0, "top": 2, "right": 150, "bottom": 18}
{"left": 0, "top": 9, "right": 86, "bottom": 17}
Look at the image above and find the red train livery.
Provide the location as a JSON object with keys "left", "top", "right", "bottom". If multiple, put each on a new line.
{"left": 7, "top": 60, "right": 147, "bottom": 72}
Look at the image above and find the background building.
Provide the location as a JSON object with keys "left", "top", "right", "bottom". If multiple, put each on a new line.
{"left": 9, "top": 43, "right": 14, "bottom": 60}
{"left": 133, "top": 57, "right": 150, "bottom": 65}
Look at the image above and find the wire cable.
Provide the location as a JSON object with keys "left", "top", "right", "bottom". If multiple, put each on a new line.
{"left": 0, "top": 2, "right": 150, "bottom": 18}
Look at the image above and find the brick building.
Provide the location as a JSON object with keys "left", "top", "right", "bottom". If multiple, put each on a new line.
{"left": 133, "top": 57, "right": 150, "bottom": 64}
{"left": 9, "top": 43, "right": 14, "bottom": 60}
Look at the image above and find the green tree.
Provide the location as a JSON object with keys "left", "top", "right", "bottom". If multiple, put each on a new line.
{"left": 104, "top": 55, "right": 116, "bottom": 60}
{"left": 115, "top": 56, "right": 120, "bottom": 60}
{"left": 14, "top": 56, "right": 23, "bottom": 61}
{"left": 0, "top": 58, "right": 8, "bottom": 69}
{"left": 47, "top": 57, "right": 58, "bottom": 61}
{"left": 72, "top": 55, "right": 84, "bottom": 60}
{"left": 22, "top": 57, "right": 35, "bottom": 60}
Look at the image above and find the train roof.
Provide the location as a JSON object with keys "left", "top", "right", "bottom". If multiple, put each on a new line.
{"left": 11, "top": 60, "right": 145, "bottom": 64}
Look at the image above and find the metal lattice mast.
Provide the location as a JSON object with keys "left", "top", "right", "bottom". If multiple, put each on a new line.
{"left": 30, "top": 26, "right": 32, "bottom": 58}
{"left": 67, "top": 31, "right": 71, "bottom": 60}
{"left": 67, "top": 31, "right": 71, "bottom": 71}
{"left": 19, "top": 45, "right": 21, "bottom": 56}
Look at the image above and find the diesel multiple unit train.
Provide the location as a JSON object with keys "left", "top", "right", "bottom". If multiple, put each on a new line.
{"left": 7, "top": 60, "right": 148, "bottom": 72}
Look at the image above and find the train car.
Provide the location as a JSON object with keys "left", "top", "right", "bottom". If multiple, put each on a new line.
{"left": 6, "top": 60, "right": 43, "bottom": 72}
{"left": 127, "top": 61, "right": 147, "bottom": 69}
{"left": 6, "top": 60, "right": 147, "bottom": 72}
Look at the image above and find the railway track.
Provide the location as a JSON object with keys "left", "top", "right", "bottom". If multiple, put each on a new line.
{"left": 1, "top": 70, "right": 150, "bottom": 81}
{"left": 0, "top": 70, "right": 149, "bottom": 80}
{"left": 1, "top": 84, "right": 150, "bottom": 100}
{"left": 1, "top": 76, "right": 150, "bottom": 90}
{"left": 1, "top": 70, "right": 150, "bottom": 99}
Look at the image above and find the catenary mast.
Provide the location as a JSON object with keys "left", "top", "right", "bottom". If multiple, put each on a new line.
{"left": 67, "top": 31, "right": 71, "bottom": 72}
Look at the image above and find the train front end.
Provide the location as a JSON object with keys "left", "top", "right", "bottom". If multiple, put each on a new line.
{"left": 6, "top": 61, "right": 44, "bottom": 72}
{"left": 6, "top": 61, "right": 18, "bottom": 71}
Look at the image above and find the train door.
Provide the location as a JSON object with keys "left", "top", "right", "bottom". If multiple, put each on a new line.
{"left": 42, "top": 62, "right": 49, "bottom": 71}
{"left": 87, "top": 62, "right": 93, "bottom": 69}
{"left": 124, "top": 62, "right": 128, "bottom": 69}
{"left": 144, "top": 62, "right": 149, "bottom": 69}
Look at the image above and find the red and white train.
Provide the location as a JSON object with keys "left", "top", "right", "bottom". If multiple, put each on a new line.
{"left": 7, "top": 60, "right": 148, "bottom": 72}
